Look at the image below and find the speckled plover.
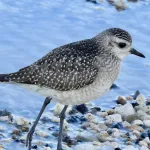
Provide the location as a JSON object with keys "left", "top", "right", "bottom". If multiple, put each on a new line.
{"left": 0, "top": 28, "right": 145, "bottom": 150}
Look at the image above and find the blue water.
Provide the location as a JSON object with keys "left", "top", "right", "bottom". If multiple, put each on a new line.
{"left": 0, "top": 0, "right": 149, "bottom": 129}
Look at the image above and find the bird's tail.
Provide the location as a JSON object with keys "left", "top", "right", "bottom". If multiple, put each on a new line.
{"left": 0, "top": 74, "right": 10, "bottom": 82}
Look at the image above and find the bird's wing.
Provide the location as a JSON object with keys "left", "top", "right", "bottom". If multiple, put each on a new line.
{"left": 8, "top": 39, "right": 99, "bottom": 91}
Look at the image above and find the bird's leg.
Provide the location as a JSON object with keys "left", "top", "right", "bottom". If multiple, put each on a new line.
{"left": 57, "top": 105, "right": 68, "bottom": 150}
{"left": 26, "top": 97, "right": 52, "bottom": 150}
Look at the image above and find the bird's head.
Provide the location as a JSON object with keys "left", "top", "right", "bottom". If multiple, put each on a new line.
{"left": 97, "top": 28, "right": 145, "bottom": 60}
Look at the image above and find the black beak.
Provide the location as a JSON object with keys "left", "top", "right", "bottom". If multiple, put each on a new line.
{"left": 130, "top": 48, "right": 145, "bottom": 58}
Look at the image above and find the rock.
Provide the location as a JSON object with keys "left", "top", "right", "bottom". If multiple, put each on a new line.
{"left": 143, "top": 137, "right": 150, "bottom": 144}
{"left": 115, "top": 103, "right": 136, "bottom": 120}
{"left": 107, "top": 109, "right": 115, "bottom": 115}
{"left": 140, "top": 146, "right": 149, "bottom": 150}
{"left": 133, "top": 90, "right": 141, "bottom": 100}
{"left": 90, "top": 107, "right": 101, "bottom": 114}
{"left": 139, "top": 140, "right": 148, "bottom": 147}
{"left": 43, "top": 147, "right": 52, "bottom": 150}
{"left": 0, "top": 116, "right": 9, "bottom": 122}
{"left": 110, "top": 83, "right": 119, "bottom": 90}
{"left": 126, "top": 96, "right": 133, "bottom": 100}
{"left": 84, "top": 113, "right": 97, "bottom": 123}
{"left": 143, "top": 120, "right": 150, "bottom": 128}
{"left": 136, "top": 94, "right": 145, "bottom": 105}
{"left": 74, "top": 143, "right": 97, "bottom": 150}
{"left": 0, "top": 144, "right": 5, "bottom": 150}
{"left": 122, "top": 121, "right": 131, "bottom": 127}
{"left": 86, "top": 0, "right": 98, "bottom": 4}
{"left": 76, "top": 131, "right": 98, "bottom": 142}
{"left": 100, "top": 144, "right": 114, "bottom": 150}
{"left": 126, "top": 125, "right": 145, "bottom": 132}
{"left": 106, "top": 114, "right": 122, "bottom": 123}
{"left": 111, "top": 142, "right": 119, "bottom": 148}
{"left": 20, "top": 134, "right": 27, "bottom": 143}
{"left": 114, "top": 0, "right": 128, "bottom": 11}
{"left": 112, "top": 128, "right": 120, "bottom": 138}
{"left": 63, "top": 135, "right": 77, "bottom": 146}
{"left": 122, "top": 146, "right": 139, "bottom": 150}
{"left": 111, "top": 123, "right": 123, "bottom": 129}
{"left": 117, "top": 96, "right": 127, "bottom": 105}
{"left": 75, "top": 104, "right": 88, "bottom": 114}
{"left": 132, "top": 120, "right": 143, "bottom": 126}
{"left": 133, "top": 130, "right": 141, "bottom": 138}
{"left": 97, "top": 131, "right": 112, "bottom": 142}
{"left": 53, "top": 103, "right": 72, "bottom": 116}
{"left": 0, "top": 109, "right": 11, "bottom": 116}
{"left": 11, "top": 130, "right": 21, "bottom": 136}
{"left": 98, "top": 112, "right": 108, "bottom": 118}
{"left": 36, "top": 130, "right": 49, "bottom": 138}
{"left": 15, "top": 117, "right": 29, "bottom": 126}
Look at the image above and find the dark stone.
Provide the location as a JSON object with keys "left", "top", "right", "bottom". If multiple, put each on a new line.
{"left": 63, "top": 135, "right": 78, "bottom": 146}
{"left": 48, "top": 126, "right": 55, "bottom": 131}
{"left": 75, "top": 104, "right": 88, "bottom": 114}
{"left": 32, "top": 145, "right": 38, "bottom": 149}
{"left": 133, "top": 90, "right": 140, "bottom": 100}
{"left": 0, "top": 109, "right": 11, "bottom": 116}
{"left": 40, "top": 117, "right": 51, "bottom": 123}
{"left": 131, "top": 102, "right": 139, "bottom": 108}
{"left": 115, "top": 148, "right": 121, "bottom": 150}
{"left": 147, "top": 130, "right": 150, "bottom": 139}
{"left": 69, "top": 109, "right": 78, "bottom": 115}
{"left": 141, "top": 132, "right": 148, "bottom": 139}
{"left": 90, "top": 107, "right": 101, "bottom": 114}
{"left": 67, "top": 115, "right": 86, "bottom": 124}
{"left": 15, "top": 139, "right": 20, "bottom": 142}
{"left": 111, "top": 123, "right": 124, "bottom": 129}
{"left": 110, "top": 83, "right": 119, "bottom": 90}
{"left": 86, "top": 0, "right": 98, "bottom": 4}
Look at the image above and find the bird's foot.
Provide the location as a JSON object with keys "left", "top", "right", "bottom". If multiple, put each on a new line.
{"left": 26, "top": 126, "right": 35, "bottom": 150}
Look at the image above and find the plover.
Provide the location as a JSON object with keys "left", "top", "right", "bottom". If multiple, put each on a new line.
{"left": 0, "top": 28, "right": 145, "bottom": 150}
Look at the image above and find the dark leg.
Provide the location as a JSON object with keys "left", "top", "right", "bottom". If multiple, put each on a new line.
{"left": 26, "top": 97, "right": 52, "bottom": 150}
{"left": 57, "top": 105, "right": 68, "bottom": 150}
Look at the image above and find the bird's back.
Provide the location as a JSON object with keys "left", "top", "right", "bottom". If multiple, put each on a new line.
{"left": 0, "top": 38, "right": 101, "bottom": 91}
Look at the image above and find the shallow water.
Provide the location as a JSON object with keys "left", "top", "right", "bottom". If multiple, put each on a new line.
{"left": 0, "top": 0, "right": 150, "bottom": 149}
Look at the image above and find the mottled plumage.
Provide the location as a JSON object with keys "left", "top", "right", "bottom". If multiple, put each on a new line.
{"left": 2, "top": 39, "right": 100, "bottom": 91}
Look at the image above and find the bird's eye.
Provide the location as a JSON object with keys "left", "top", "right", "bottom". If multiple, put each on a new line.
{"left": 118, "top": 42, "right": 126, "bottom": 48}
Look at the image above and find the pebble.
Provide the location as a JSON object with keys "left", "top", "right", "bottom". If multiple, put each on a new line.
{"left": 74, "top": 143, "right": 97, "bottom": 150}
{"left": 36, "top": 130, "right": 49, "bottom": 138}
{"left": 114, "top": 0, "right": 128, "bottom": 11}
{"left": 100, "top": 145, "right": 114, "bottom": 150}
{"left": 117, "top": 96, "right": 127, "bottom": 105}
{"left": 136, "top": 94, "right": 145, "bottom": 105}
{"left": 122, "top": 145, "right": 139, "bottom": 150}
{"left": 132, "top": 120, "right": 143, "bottom": 126}
{"left": 0, "top": 116, "right": 9, "bottom": 122}
{"left": 143, "top": 120, "right": 150, "bottom": 128}
{"left": 115, "top": 103, "right": 135, "bottom": 119}
{"left": 84, "top": 113, "right": 97, "bottom": 123}
{"left": 97, "top": 131, "right": 112, "bottom": 142}
{"left": 107, "top": 109, "right": 115, "bottom": 115}
{"left": 126, "top": 125, "right": 145, "bottom": 132}
{"left": 97, "top": 112, "right": 108, "bottom": 118}
{"left": 76, "top": 131, "right": 98, "bottom": 142}
{"left": 53, "top": 103, "right": 72, "bottom": 116}
{"left": 106, "top": 114, "right": 122, "bottom": 123}
{"left": 139, "top": 140, "right": 148, "bottom": 147}
{"left": 43, "top": 147, "right": 52, "bottom": 150}
{"left": 140, "top": 145, "right": 149, "bottom": 150}
{"left": 15, "top": 117, "right": 29, "bottom": 126}
{"left": 75, "top": 104, "right": 88, "bottom": 114}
